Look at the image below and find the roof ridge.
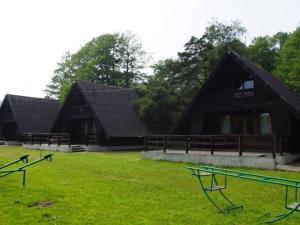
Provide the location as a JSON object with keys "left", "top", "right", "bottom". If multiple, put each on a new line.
{"left": 76, "top": 80, "right": 134, "bottom": 91}
{"left": 6, "top": 94, "right": 58, "bottom": 101}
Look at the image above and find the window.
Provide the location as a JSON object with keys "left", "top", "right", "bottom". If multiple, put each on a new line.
{"left": 260, "top": 113, "right": 272, "bottom": 134}
{"left": 221, "top": 115, "right": 231, "bottom": 134}
{"left": 239, "top": 80, "right": 254, "bottom": 90}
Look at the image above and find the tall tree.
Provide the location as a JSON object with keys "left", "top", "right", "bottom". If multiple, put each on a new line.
{"left": 45, "top": 32, "right": 147, "bottom": 100}
{"left": 175, "top": 20, "right": 247, "bottom": 103}
{"left": 247, "top": 32, "right": 289, "bottom": 72}
{"left": 134, "top": 20, "right": 248, "bottom": 132}
{"left": 274, "top": 27, "right": 300, "bottom": 94}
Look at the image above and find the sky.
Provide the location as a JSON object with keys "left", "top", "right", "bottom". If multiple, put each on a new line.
{"left": 0, "top": 0, "right": 299, "bottom": 100}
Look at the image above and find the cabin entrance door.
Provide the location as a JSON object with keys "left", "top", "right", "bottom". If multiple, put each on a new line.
{"left": 230, "top": 115, "right": 257, "bottom": 134}
{"left": 2, "top": 122, "right": 18, "bottom": 140}
{"left": 67, "top": 119, "right": 94, "bottom": 144}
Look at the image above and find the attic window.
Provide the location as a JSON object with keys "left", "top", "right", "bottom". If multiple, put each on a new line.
{"left": 239, "top": 80, "right": 254, "bottom": 90}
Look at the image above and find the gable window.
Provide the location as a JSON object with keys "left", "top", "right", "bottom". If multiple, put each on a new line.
{"left": 239, "top": 80, "right": 254, "bottom": 90}
{"left": 221, "top": 115, "right": 231, "bottom": 134}
{"left": 260, "top": 113, "right": 272, "bottom": 134}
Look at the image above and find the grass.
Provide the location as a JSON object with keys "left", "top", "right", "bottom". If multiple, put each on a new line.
{"left": 0, "top": 146, "right": 299, "bottom": 225}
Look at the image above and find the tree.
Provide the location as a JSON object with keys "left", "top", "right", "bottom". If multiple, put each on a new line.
{"left": 174, "top": 20, "right": 247, "bottom": 104}
{"left": 133, "top": 76, "right": 179, "bottom": 133}
{"left": 134, "top": 20, "right": 248, "bottom": 132}
{"left": 247, "top": 32, "right": 289, "bottom": 72}
{"left": 274, "top": 27, "right": 300, "bottom": 94}
{"left": 45, "top": 32, "right": 147, "bottom": 100}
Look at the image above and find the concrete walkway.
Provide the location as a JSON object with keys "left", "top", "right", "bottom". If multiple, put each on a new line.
{"left": 277, "top": 161, "right": 300, "bottom": 172}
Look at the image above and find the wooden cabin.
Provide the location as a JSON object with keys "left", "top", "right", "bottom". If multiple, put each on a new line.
{"left": 0, "top": 94, "right": 60, "bottom": 142}
{"left": 51, "top": 81, "right": 147, "bottom": 147}
{"left": 172, "top": 51, "right": 300, "bottom": 154}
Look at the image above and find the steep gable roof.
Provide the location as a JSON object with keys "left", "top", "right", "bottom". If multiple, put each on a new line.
{"left": 229, "top": 51, "right": 300, "bottom": 117}
{"left": 0, "top": 94, "right": 60, "bottom": 133}
{"left": 172, "top": 50, "right": 300, "bottom": 132}
{"left": 59, "top": 81, "right": 147, "bottom": 138}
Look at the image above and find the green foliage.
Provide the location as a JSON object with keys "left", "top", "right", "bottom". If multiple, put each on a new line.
{"left": 247, "top": 32, "right": 289, "bottom": 72}
{"left": 274, "top": 27, "right": 300, "bottom": 94}
{"left": 134, "top": 20, "right": 247, "bottom": 132}
{"left": 133, "top": 75, "right": 179, "bottom": 133}
{"left": 46, "top": 32, "right": 146, "bottom": 101}
{"left": 1, "top": 147, "right": 300, "bottom": 225}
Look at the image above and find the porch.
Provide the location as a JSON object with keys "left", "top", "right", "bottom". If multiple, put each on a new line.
{"left": 22, "top": 133, "right": 144, "bottom": 152}
{"left": 143, "top": 135, "right": 300, "bottom": 169}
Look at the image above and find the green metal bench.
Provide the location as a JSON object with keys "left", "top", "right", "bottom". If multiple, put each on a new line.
{"left": 0, "top": 154, "right": 53, "bottom": 186}
{"left": 186, "top": 165, "right": 300, "bottom": 223}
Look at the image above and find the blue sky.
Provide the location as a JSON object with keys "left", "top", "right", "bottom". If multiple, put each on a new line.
{"left": 0, "top": 0, "right": 299, "bottom": 99}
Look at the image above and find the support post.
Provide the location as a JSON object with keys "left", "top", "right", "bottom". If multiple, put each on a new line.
{"left": 144, "top": 136, "right": 147, "bottom": 151}
{"left": 163, "top": 136, "right": 167, "bottom": 153}
{"left": 210, "top": 136, "right": 214, "bottom": 155}
{"left": 31, "top": 134, "right": 33, "bottom": 145}
{"left": 279, "top": 136, "right": 283, "bottom": 156}
{"left": 48, "top": 134, "right": 51, "bottom": 146}
{"left": 22, "top": 170, "right": 26, "bottom": 187}
{"left": 238, "top": 135, "right": 242, "bottom": 156}
{"left": 186, "top": 136, "right": 189, "bottom": 154}
{"left": 272, "top": 135, "right": 277, "bottom": 159}
{"left": 58, "top": 135, "right": 61, "bottom": 147}
{"left": 68, "top": 134, "right": 71, "bottom": 147}
{"left": 86, "top": 135, "right": 89, "bottom": 146}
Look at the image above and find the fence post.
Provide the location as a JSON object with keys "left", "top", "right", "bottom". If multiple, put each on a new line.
{"left": 238, "top": 135, "right": 242, "bottom": 156}
{"left": 144, "top": 136, "right": 148, "bottom": 152}
{"left": 279, "top": 136, "right": 283, "bottom": 156}
{"left": 31, "top": 134, "right": 33, "bottom": 145}
{"left": 58, "top": 135, "right": 61, "bottom": 147}
{"left": 163, "top": 136, "right": 167, "bottom": 153}
{"left": 186, "top": 136, "right": 189, "bottom": 154}
{"left": 210, "top": 136, "right": 214, "bottom": 155}
{"left": 39, "top": 136, "right": 42, "bottom": 146}
{"left": 272, "top": 135, "right": 277, "bottom": 159}
{"left": 68, "top": 134, "right": 71, "bottom": 147}
{"left": 48, "top": 135, "right": 51, "bottom": 146}
{"left": 86, "top": 135, "right": 89, "bottom": 146}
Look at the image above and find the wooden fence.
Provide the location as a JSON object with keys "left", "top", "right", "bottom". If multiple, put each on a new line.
{"left": 144, "top": 135, "right": 287, "bottom": 158}
{"left": 23, "top": 133, "right": 71, "bottom": 146}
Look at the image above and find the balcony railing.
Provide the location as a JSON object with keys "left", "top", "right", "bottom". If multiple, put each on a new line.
{"left": 204, "top": 89, "right": 254, "bottom": 106}
{"left": 144, "top": 134, "right": 290, "bottom": 158}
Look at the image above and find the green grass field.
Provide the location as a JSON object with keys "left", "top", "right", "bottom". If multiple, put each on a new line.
{"left": 0, "top": 146, "right": 300, "bottom": 225}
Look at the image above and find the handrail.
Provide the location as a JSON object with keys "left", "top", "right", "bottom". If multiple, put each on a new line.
{"left": 0, "top": 155, "right": 29, "bottom": 170}
{"left": 187, "top": 165, "right": 300, "bottom": 188}
{"left": 145, "top": 134, "right": 282, "bottom": 157}
{"left": 0, "top": 154, "right": 53, "bottom": 186}
{"left": 187, "top": 165, "right": 300, "bottom": 223}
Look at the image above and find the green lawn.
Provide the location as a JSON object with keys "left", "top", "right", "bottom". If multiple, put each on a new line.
{"left": 0, "top": 146, "right": 299, "bottom": 225}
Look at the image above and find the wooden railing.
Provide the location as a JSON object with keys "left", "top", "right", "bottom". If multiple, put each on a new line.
{"left": 23, "top": 133, "right": 71, "bottom": 146}
{"left": 85, "top": 133, "right": 105, "bottom": 145}
{"left": 23, "top": 133, "right": 105, "bottom": 146}
{"left": 145, "top": 134, "right": 287, "bottom": 158}
{"left": 204, "top": 90, "right": 255, "bottom": 106}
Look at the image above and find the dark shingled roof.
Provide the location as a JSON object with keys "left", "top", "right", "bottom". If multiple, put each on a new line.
{"left": 2, "top": 94, "right": 60, "bottom": 133}
{"left": 172, "top": 50, "right": 300, "bottom": 132}
{"left": 69, "top": 81, "right": 147, "bottom": 138}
